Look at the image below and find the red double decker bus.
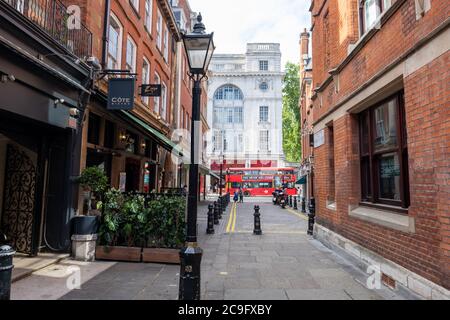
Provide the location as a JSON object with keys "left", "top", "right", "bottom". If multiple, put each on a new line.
{"left": 225, "top": 167, "right": 297, "bottom": 197}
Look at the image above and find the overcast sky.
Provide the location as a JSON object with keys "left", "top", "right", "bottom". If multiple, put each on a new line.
{"left": 188, "top": 0, "right": 311, "bottom": 69}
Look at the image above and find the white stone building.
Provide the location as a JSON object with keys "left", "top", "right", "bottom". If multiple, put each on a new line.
{"left": 206, "top": 43, "right": 286, "bottom": 176}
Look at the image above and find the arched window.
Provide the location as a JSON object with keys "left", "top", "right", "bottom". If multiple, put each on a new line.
{"left": 214, "top": 85, "right": 243, "bottom": 101}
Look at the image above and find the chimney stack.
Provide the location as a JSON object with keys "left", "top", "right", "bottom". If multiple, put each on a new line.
{"left": 300, "top": 28, "right": 310, "bottom": 64}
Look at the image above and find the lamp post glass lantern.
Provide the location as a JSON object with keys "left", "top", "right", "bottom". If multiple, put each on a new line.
{"left": 179, "top": 13, "right": 215, "bottom": 301}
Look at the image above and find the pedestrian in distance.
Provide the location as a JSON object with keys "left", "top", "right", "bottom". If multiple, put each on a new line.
{"left": 239, "top": 188, "right": 244, "bottom": 203}
{"left": 233, "top": 191, "right": 239, "bottom": 203}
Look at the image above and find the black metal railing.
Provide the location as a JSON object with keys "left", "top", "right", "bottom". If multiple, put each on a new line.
{"left": 3, "top": 0, "right": 92, "bottom": 59}
{"left": 124, "top": 191, "right": 186, "bottom": 206}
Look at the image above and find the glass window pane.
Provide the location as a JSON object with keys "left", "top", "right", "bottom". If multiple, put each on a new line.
{"left": 227, "top": 109, "right": 233, "bottom": 123}
{"left": 364, "top": 0, "right": 380, "bottom": 32}
{"left": 361, "top": 157, "right": 372, "bottom": 201}
{"left": 378, "top": 153, "right": 401, "bottom": 200}
{"left": 260, "top": 106, "right": 268, "bottom": 122}
{"left": 373, "top": 99, "right": 398, "bottom": 152}
{"left": 360, "top": 111, "right": 370, "bottom": 155}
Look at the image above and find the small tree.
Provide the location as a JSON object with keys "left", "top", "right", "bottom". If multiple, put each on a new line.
{"left": 78, "top": 167, "right": 108, "bottom": 215}
{"left": 282, "top": 62, "right": 302, "bottom": 163}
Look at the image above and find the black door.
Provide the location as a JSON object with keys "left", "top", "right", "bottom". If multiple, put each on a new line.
{"left": 125, "top": 158, "right": 141, "bottom": 192}
{"left": 1, "top": 144, "right": 37, "bottom": 254}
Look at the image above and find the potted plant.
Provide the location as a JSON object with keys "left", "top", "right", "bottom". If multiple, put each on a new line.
{"left": 77, "top": 166, "right": 108, "bottom": 213}
{"left": 71, "top": 167, "right": 108, "bottom": 261}
{"left": 72, "top": 167, "right": 108, "bottom": 235}
{"left": 95, "top": 190, "right": 145, "bottom": 262}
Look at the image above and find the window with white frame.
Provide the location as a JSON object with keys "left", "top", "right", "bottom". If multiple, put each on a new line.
{"left": 153, "top": 72, "right": 161, "bottom": 113}
{"left": 213, "top": 107, "right": 243, "bottom": 125}
{"left": 107, "top": 14, "right": 122, "bottom": 70}
{"left": 156, "top": 10, "right": 162, "bottom": 50}
{"left": 359, "top": 0, "right": 392, "bottom": 34}
{"left": 237, "top": 134, "right": 243, "bottom": 152}
{"left": 126, "top": 36, "right": 137, "bottom": 72}
{"left": 259, "top": 106, "right": 269, "bottom": 122}
{"left": 234, "top": 108, "right": 243, "bottom": 124}
{"left": 163, "top": 25, "right": 169, "bottom": 62}
{"left": 141, "top": 58, "right": 150, "bottom": 105}
{"left": 259, "top": 60, "right": 269, "bottom": 71}
{"left": 144, "top": 0, "right": 153, "bottom": 32}
{"left": 213, "top": 131, "right": 223, "bottom": 152}
{"left": 214, "top": 85, "right": 243, "bottom": 100}
{"left": 130, "top": 0, "right": 139, "bottom": 12}
{"left": 259, "top": 130, "right": 269, "bottom": 151}
{"left": 11, "top": 0, "right": 24, "bottom": 13}
{"left": 223, "top": 133, "right": 229, "bottom": 152}
{"left": 161, "top": 82, "right": 167, "bottom": 120}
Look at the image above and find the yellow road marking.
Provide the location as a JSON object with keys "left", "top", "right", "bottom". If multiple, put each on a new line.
{"left": 286, "top": 208, "right": 308, "bottom": 221}
{"left": 231, "top": 203, "right": 237, "bottom": 232}
{"left": 226, "top": 203, "right": 235, "bottom": 233}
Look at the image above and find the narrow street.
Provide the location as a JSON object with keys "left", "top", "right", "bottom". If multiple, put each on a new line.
{"left": 11, "top": 197, "right": 404, "bottom": 300}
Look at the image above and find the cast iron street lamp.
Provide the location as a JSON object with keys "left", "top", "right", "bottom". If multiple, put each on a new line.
{"left": 179, "top": 13, "right": 215, "bottom": 301}
{"left": 219, "top": 151, "right": 225, "bottom": 196}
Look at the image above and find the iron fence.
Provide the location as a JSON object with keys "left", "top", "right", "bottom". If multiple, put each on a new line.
{"left": 3, "top": 0, "right": 92, "bottom": 59}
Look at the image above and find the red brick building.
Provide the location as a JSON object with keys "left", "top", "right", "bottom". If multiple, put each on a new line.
{"left": 309, "top": 0, "right": 449, "bottom": 299}
{"left": 62, "top": 0, "right": 213, "bottom": 201}
{"left": 171, "top": 0, "right": 211, "bottom": 198}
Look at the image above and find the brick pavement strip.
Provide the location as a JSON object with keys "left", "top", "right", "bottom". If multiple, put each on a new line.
{"left": 11, "top": 199, "right": 407, "bottom": 300}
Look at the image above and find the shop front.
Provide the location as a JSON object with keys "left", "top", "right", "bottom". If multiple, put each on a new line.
{"left": 0, "top": 0, "right": 93, "bottom": 255}
{"left": 79, "top": 97, "right": 182, "bottom": 210}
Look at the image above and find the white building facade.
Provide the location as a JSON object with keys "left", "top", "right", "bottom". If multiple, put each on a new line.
{"left": 207, "top": 43, "right": 286, "bottom": 174}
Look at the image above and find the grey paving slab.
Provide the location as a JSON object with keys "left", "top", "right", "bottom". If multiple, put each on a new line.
{"left": 12, "top": 199, "right": 394, "bottom": 300}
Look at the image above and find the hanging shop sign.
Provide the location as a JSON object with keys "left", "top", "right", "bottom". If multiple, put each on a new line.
{"left": 141, "top": 84, "right": 162, "bottom": 97}
{"left": 107, "top": 78, "right": 136, "bottom": 110}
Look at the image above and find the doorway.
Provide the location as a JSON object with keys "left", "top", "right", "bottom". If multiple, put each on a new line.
{"left": 125, "top": 158, "right": 141, "bottom": 192}
{"left": 0, "top": 142, "right": 37, "bottom": 254}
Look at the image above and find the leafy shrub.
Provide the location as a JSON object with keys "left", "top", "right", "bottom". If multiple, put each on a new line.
{"left": 98, "top": 190, "right": 186, "bottom": 249}
{"left": 77, "top": 167, "right": 108, "bottom": 194}
{"left": 145, "top": 196, "right": 186, "bottom": 249}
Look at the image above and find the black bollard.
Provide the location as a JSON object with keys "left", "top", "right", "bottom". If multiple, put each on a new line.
{"left": 206, "top": 204, "right": 215, "bottom": 235}
{"left": 223, "top": 195, "right": 228, "bottom": 208}
{"left": 289, "top": 196, "right": 292, "bottom": 207}
{"left": 294, "top": 196, "right": 298, "bottom": 210}
{"left": 253, "top": 206, "right": 262, "bottom": 235}
{"left": 213, "top": 202, "right": 220, "bottom": 225}
{"left": 301, "top": 197, "right": 306, "bottom": 213}
{"left": 0, "top": 243, "right": 15, "bottom": 300}
{"left": 307, "top": 198, "right": 316, "bottom": 236}
{"left": 218, "top": 197, "right": 223, "bottom": 220}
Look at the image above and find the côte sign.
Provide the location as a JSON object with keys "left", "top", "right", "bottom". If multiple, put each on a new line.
{"left": 107, "top": 78, "right": 136, "bottom": 110}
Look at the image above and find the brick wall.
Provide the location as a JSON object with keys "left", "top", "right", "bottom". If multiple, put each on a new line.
{"left": 311, "top": 0, "right": 449, "bottom": 122}
{"left": 65, "top": 0, "right": 176, "bottom": 125}
{"left": 310, "top": 0, "right": 450, "bottom": 290}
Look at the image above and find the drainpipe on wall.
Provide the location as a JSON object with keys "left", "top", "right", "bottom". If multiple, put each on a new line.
{"left": 101, "top": 0, "right": 111, "bottom": 70}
